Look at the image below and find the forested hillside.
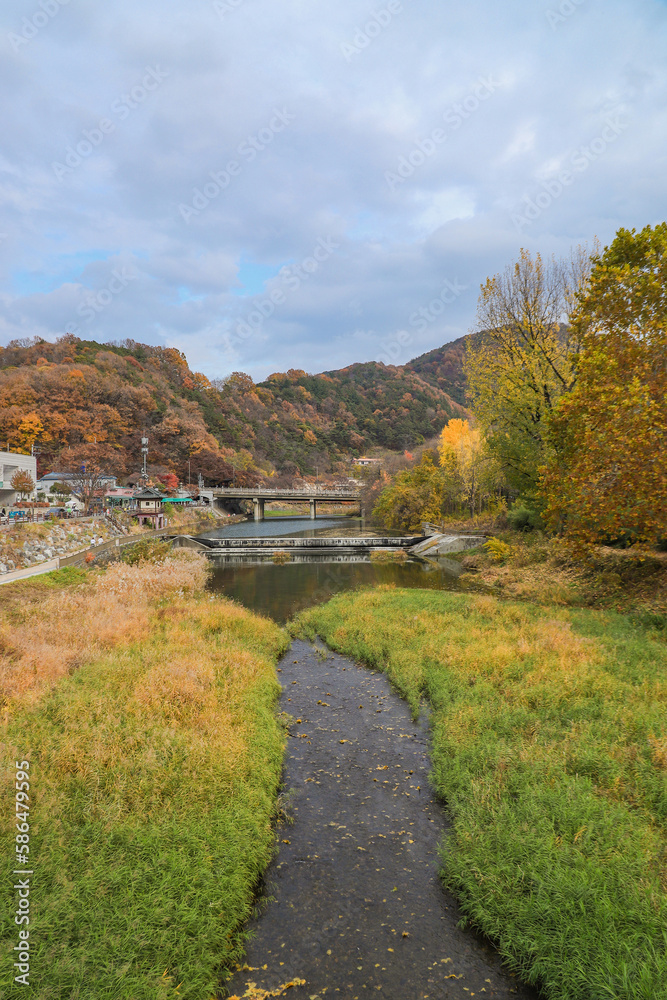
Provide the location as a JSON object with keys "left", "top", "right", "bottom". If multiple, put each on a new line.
{"left": 404, "top": 334, "right": 476, "bottom": 405}
{"left": 0, "top": 334, "right": 468, "bottom": 483}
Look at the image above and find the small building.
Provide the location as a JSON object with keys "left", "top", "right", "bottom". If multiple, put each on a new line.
{"left": 36, "top": 471, "right": 118, "bottom": 494}
{"left": 354, "top": 456, "right": 381, "bottom": 467}
{"left": 105, "top": 488, "right": 137, "bottom": 511}
{"left": 132, "top": 486, "right": 167, "bottom": 529}
{"left": 0, "top": 451, "right": 37, "bottom": 508}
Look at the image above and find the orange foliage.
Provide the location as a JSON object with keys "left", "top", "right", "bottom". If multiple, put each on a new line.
{"left": 542, "top": 224, "right": 667, "bottom": 549}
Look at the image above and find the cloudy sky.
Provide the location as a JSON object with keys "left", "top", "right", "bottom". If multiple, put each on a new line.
{"left": 0, "top": 0, "right": 665, "bottom": 381}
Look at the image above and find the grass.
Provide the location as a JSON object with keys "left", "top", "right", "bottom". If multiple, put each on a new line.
{"left": 291, "top": 586, "right": 667, "bottom": 1000}
{"left": 0, "top": 565, "right": 89, "bottom": 614}
{"left": 1, "top": 553, "right": 289, "bottom": 999}
{"left": 369, "top": 548, "right": 408, "bottom": 563}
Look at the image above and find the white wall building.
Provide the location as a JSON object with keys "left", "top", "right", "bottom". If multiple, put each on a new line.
{"left": 0, "top": 451, "right": 37, "bottom": 507}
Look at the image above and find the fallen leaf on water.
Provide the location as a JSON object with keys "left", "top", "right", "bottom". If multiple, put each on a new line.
{"left": 228, "top": 978, "right": 307, "bottom": 999}
{"left": 339, "top": 739, "right": 349, "bottom": 744}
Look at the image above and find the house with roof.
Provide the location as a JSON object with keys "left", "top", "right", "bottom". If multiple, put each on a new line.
{"left": 0, "top": 451, "right": 37, "bottom": 508}
{"left": 36, "top": 471, "right": 118, "bottom": 494}
{"left": 132, "top": 486, "right": 167, "bottom": 529}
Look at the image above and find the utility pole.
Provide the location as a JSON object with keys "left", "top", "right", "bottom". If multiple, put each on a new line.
{"left": 141, "top": 433, "right": 149, "bottom": 482}
{"left": 188, "top": 459, "right": 191, "bottom": 490}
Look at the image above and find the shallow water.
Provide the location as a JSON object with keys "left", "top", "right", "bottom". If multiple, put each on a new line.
{"left": 225, "top": 640, "right": 536, "bottom": 1000}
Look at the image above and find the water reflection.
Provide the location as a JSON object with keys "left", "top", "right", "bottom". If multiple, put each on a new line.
{"left": 207, "top": 553, "right": 463, "bottom": 624}
{"left": 203, "top": 516, "right": 466, "bottom": 623}
{"left": 199, "top": 515, "right": 399, "bottom": 539}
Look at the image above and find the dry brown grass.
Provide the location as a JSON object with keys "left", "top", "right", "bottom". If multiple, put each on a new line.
{"left": 461, "top": 534, "right": 667, "bottom": 615}
{"left": 0, "top": 550, "right": 209, "bottom": 715}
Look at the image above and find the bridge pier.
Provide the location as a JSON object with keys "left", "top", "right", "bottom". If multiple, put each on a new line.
{"left": 309, "top": 499, "right": 317, "bottom": 520}
{"left": 253, "top": 498, "right": 265, "bottom": 522}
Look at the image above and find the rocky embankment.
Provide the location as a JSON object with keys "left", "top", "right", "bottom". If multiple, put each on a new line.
{"left": 0, "top": 520, "right": 120, "bottom": 574}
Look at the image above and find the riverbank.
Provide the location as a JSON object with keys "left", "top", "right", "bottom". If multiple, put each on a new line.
{"left": 292, "top": 587, "right": 667, "bottom": 999}
{"left": 1, "top": 552, "right": 289, "bottom": 999}
{"left": 455, "top": 531, "right": 667, "bottom": 620}
{"left": 0, "top": 517, "right": 120, "bottom": 575}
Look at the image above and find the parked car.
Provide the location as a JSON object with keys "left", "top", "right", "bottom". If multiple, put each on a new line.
{"left": 46, "top": 507, "right": 71, "bottom": 519}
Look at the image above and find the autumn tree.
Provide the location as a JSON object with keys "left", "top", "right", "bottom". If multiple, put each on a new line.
{"left": 372, "top": 454, "right": 446, "bottom": 532}
{"left": 62, "top": 444, "right": 117, "bottom": 513}
{"left": 438, "top": 418, "right": 501, "bottom": 517}
{"left": 10, "top": 470, "right": 35, "bottom": 501}
{"left": 541, "top": 224, "right": 667, "bottom": 549}
{"left": 465, "top": 246, "right": 591, "bottom": 500}
{"left": 158, "top": 472, "right": 179, "bottom": 492}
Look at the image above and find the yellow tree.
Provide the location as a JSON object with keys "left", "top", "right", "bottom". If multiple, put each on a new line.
{"left": 542, "top": 224, "right": 667, "bottom": 549}
{"left": 16, "top": 414, "right": 44, "bottom": 454}
{"left": 439, "top": 419, "right": 500, "bottom": 516}
{"left": 465, "top": 247, "right": 591, "bottom": 499}
{"left": 372, "top": 454, "right": 447, "bottom": 532}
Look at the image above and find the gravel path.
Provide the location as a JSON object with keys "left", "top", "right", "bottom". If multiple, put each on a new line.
{"left": 225, "top": 640, "right": 537, "bottom": 1000}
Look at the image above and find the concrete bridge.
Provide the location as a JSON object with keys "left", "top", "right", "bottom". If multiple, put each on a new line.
{"left": 205, "top": 487, "right": 361, "bottom": 521}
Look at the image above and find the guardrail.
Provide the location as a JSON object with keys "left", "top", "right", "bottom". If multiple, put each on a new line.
{"left": 211, "top": 488, "right": 360, "bottom": 497}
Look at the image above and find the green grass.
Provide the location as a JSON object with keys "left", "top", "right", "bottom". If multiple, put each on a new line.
{"left": 0, "top": 565, "right": 89, "bottom": 612}
{"left": 2, "top": 594, "right": 289, "bottom": 999}
{"left": 292, "top": 587, "right": 667, "bottom": 1000}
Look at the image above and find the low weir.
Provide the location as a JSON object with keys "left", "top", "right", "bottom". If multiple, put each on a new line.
{"left": 171, "top": 534, "right": 425, "bottom": 555}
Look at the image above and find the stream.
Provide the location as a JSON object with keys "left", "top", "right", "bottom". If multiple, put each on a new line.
{"left": 202, "top": 517, "right": 536, "bottom": 999}
{"left": 224, "top": 642, "right": 535, "bottom": 1000}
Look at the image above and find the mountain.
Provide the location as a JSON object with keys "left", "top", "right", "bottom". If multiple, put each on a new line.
{"left": 403, "top": 334, "right": 472, "bottom": 406}
{"left": 0, "top": 333, "right": 470, "bottom": 483}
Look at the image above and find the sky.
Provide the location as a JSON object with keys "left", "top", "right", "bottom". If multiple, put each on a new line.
{"left": 0, "top": 0, "right": 666, "bottom": 382}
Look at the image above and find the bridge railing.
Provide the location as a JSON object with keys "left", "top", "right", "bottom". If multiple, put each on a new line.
{"left": 211, "top": 488, "right": 360, "bottom": 497}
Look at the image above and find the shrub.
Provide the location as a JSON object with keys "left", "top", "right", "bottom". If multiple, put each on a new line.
{"left": 483, "top": 538, "right": 511, "bottom": 563}
{"left": 507, "top": 501, "right": 544, "bottom": 532}
{"left": 121, "top": 537, "right": 173, "bottom": 565}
